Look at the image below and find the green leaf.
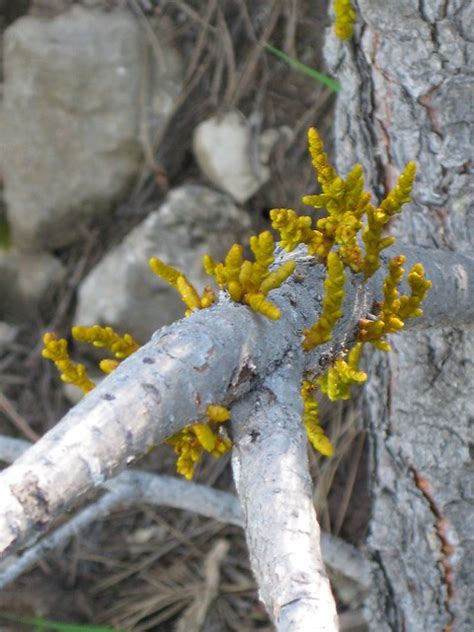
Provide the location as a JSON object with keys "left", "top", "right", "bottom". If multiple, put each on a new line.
{"left": 264, "top": 43, "right": 341, "bottom": 93}
{"left": 0, "top": 613, "right": 124, "bottom": 632}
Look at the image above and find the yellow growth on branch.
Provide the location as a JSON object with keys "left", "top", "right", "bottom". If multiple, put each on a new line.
{"left": 317, "top": 343, "right": 367, "bottom": 401}
{"left": 303, "top": 251, "right": 345, "bottom": 351}
{"left": 203, "top": 231, "right": 296, "bottom": 320}
{"left": 359, "top": 257, "right": 431, "bottom": 351}
{"left": 166, "top": 404, "right": 232, "bottom": 480}
{"left": 149, "top": 256, "right": 216, "bottom": 316}
{"left": 42, "top": 333, "right": 96, "bottom": 394}
{"left": 72, "top": 325, "right": 139, "bottom": 359}
{"left": 301, "top": 380, "right": 334, "bottom": 456}
{"left": 333, "top": 0, "right": 356, "bottom": 40}
{"left": 362, "top": 162, "right": 416, "bottom": 278}
{"left": 41, "top": 125, "right": 431, "bottom": 475}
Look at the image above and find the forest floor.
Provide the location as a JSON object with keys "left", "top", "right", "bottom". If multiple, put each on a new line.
{"left": 0, "top": 1, "right": 369, "bottom": 630}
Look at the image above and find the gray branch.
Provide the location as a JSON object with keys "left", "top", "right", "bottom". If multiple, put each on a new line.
{"left": 231, "top": 360, "right": 339, "bottom": 631}
{"left": 0, "top": 436, "right": 371, "bottom": 601}
{"left": 0, "top": 245, "right": 472, "bottom": 559}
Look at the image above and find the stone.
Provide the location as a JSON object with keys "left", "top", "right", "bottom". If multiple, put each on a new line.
{"left": 0, "top": 248, "right": 65, "bottom": 321}
{"left": 74, "top": 185, "right": 251, "bottom": 342}
{"left": 1, "top": 6, "right": 183, "bottom": 250}
{"left": 0, "top": 321, "right": 18, "bottom": 351}
{"left": 192, "top": 110, "right": 284, "bottom": 203}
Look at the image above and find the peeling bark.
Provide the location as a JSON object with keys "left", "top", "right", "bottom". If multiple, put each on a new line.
{"left": 325, "top": 2, "right": 474, "bottom": 629}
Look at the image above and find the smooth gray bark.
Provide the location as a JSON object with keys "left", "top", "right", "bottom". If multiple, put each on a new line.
{"left": 232, "top": 361, "right": 339, "bottom": 631}
{"left": 325, "top": 2, "right": 474, "bottom": 630}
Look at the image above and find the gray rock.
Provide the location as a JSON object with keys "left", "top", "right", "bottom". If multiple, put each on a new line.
{"left": 74, "top": 185, "right": 251, "bottom": 342}
{"left": 1, "top": 6, "right": 183, "bottom": 250}
{"left": 192, "top": 111, "right": 283, "bottom": 203}
{"left": 0, "top": 321, "right": 18, "bottom": 351}
{"left": 0, "top": 248, "right": 65, "bottom": 321}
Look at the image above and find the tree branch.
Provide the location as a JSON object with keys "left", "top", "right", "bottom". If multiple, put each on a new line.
{"left": 231, "top": 361, "right": 339, "bottom": 631}
{"left": 0, "top": 245, "right": 472, "bottom": 559}
{"left": 0, "top": 436, "right": 371, "bottom": 597}
{"left": 0, "top": 469, "right": 242, "bottom": 589}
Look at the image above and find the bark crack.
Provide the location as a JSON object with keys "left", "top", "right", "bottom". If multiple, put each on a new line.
{"left": 371, "top": 551, "right": 401, "bottom": 632}
{"left": 410, "top": 466, "right": 456, "bottom": 631}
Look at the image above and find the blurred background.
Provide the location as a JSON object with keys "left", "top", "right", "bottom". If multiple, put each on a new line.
{"left": 0, "top": 1, "right": 369, "bottom": 630}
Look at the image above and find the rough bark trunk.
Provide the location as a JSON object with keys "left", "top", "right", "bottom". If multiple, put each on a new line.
{"left": 325, "top": 2, "right": 473, "bottom": 630}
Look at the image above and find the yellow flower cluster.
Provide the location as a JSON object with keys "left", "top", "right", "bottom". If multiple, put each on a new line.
{"left": 333, "top": 0, "right": 356, "bottom": 40}
{"left": 42, "top": 326, "right": 232, "bottom": 479}
{"left": 270, "top": 128, "right": 421, "bottom": 357}
{"left": 203, "top": 231, "right": 296, "bottom": 320}
{"left": 42, "top": 333, "right": 95, "bottom": 393}
{"left": 72, "top": 325, "right": 139, "bottom": 359}
{"left": 272, "top": 128, "right": 371, "bottom": 271}
{"left": 303, "top": 251, "right": 345, "bottom": 351}
{"left": 149, "top": 256, "right": 216, "bottom": 316}
{"left": 362, "top": 163, "right": 416, "bottom": 278}
{"left": 318, "top": 342, "right": 367, "bottom": 401}
{"left": 166, "top": 405, "right": 232, "bottom": 479}
{"left": 359, "top": 256, "right": 431, "bottom": 352}
{"left": 42, "top": 324, "right": 140, "bottom": 393}
{"left": 301, "top": 380, "right": 334, "bottom": 456}
{"left": 41, "top": 125, "right": 431, "bottom": 475}
{"left": 272, "top": 130, "right": 416, "bottom": 279}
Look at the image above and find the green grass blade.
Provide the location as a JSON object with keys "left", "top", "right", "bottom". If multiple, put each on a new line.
{"left": 264, "top": 43, "right": 341, "bottom": 93}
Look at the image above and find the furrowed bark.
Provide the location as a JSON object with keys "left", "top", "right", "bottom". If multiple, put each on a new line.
{"left": 231, "top": 361, "right": 339, "bottom": 632}
{"left": 0, "top": 244, "right": 473, "bottom": 561}
{"left": 325, "top": 2, "right": 474, "bottom": 629}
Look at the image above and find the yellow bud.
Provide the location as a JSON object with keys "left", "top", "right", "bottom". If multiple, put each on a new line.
{"left": 207, "top": 405, "right": 231, "bottom": 423}
{"left": 192, "top": 423, "right": 217, "bottom": 452}
{"left": 99, "top": 359, "right": 120, "bottom": 374}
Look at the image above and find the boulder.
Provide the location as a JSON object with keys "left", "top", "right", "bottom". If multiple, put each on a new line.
{"left": 192, "top": 110, "right": 283, "bottom": 203}
{"left": 74, "top": 185, "right": 251, "bottom": 342}
{"left": 0, "top": 321, "right": 18, "bottom": 351}
{"left": 0, "top": 248, "right": 65, "bottom": 321}
{"left": 1, "top": 6, "right": 183, "bottom": 250}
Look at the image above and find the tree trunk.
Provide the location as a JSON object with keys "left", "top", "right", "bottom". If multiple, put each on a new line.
{"left": 325, "top": 2, "right": 473, "bottom": 630}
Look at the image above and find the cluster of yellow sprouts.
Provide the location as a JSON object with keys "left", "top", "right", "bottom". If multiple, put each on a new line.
{"left": 271, "top": 128, "right": 416, "bottom": 279}
{"left": 42, "top": 326, "right": 139, "bottom": 393}
{"left": 303, "top": 251, "right": 345, "bottom": 350}
{"left": 333, "top": 0, "right": 356, "bottom": 40}
{"left": 202, "top": 232, "right": 296, "bottom": 320}
{"left": 359, "top": 256, "right": 431, "bottom": 352}
{"left": 267, "top": 128, "right": 429, "bottom": 455}
{"left": 42, "top": 333, "right": 96, "bottom": 394}
{"left": 317, "top": 343, "right": 367, "bottom": 401}
{"left": 149, "top": 257, "right": 215, "bottom": 316}
{"left": 166, "top": 405, "right": 231, "bottom": 480}
{"left": 301, "top": 381, "right": 334, "bottom": 457}
{"left": 42, "top": 125, "right": 431, "bottom": 475}
{"left": 362, "top": 163, "right": 417, "bottom": 278}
